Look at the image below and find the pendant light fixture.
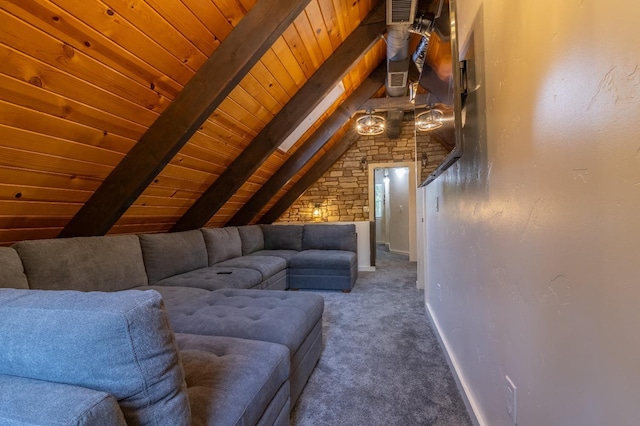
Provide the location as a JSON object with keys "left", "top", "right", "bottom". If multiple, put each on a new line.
{"left": 356, "top": 109, "right": 385, "bottom": 136}
{"left": 415, "top": 108, "right": 444, "bottom": 131}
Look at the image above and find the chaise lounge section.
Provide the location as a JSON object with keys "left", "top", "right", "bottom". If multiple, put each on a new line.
{"left": 0, "top": 288, "right": 291, "bottom": 426}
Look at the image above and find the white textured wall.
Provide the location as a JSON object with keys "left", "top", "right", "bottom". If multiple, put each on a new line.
{"left": 426, "top": 0, "right": 640, "bottom": 425}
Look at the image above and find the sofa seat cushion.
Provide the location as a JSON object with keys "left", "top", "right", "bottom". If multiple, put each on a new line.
{"left": 166, "top": 289, "right": 324, "bottom": 355}
{"left": 289, "top": 249, "right": 357, "bottom": 270}
{"left": 0, "top": 289, "right": 190, "bottom": 425}
{"left": 175, "top": 333, "right": 290, "bottom": 426}
{"left": 249, "top": 249, "right": 300, "bottom": 263}
{"left": 154, "top": 267, "right": 262, "bottom": 291}
{"left": 12, "top": 235, "right": 149, "bottom": 292}
{"left": 213, "top": 255, "right": 287, "bottom": 280}
{"left": 0, "top": 247, "right": 29, "bottom": 289}
{"left": 0, "top": 374, "right": 127, "bottom": 426}
{"left": 134, "top": 285, "right": 211, "bottom": 308}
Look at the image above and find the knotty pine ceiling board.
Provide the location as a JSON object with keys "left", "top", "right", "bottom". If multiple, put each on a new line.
{"left": 0, "top": 0, "right": 173, "bottom": 244}
{"left": 0, "top": 0, "right": 382, "bottom": 243}
{"left": 0, "top": 44, "right": 159, "bottom": 127}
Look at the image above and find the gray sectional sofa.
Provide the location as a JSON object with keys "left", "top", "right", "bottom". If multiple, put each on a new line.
{"left": 0, "top": 223, "right": 358, "bottom": 426}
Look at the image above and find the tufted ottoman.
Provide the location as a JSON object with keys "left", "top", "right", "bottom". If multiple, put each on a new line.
{"left": 165, "top": 288, "right": 324, "bottom": 405}
{"left": 175, "top": 333, "right": 291, "bottom": 426}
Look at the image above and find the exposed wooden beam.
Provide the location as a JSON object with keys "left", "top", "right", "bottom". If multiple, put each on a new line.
{"left": 226, "top": 63, "right": 386, "bottom": 226}
{"left": 172, "top": 2, "right": 386, "bottom": 232}
{"left": 58, "top": 0, "right": 311, "bottom": 238}
{"left": 258, "top": 128, "right": 361, "bottom": 224}
{"left": 358, "top": 93, "right": 431, "bottom": 112}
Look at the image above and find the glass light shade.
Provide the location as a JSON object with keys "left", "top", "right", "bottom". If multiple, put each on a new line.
{"left": 356, "top": 111, "right": 385, "bottom": 135}
{"left": 415, "top": 109, "right": 444, "bottom": 131}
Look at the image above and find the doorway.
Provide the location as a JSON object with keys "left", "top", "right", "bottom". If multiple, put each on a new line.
{"left": 368, "top": 162, "right": 417, "bottom": 261}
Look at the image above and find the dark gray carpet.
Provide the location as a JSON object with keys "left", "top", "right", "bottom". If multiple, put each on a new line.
{"left": 291, "top": 247, "right": 472, "bottom": 426}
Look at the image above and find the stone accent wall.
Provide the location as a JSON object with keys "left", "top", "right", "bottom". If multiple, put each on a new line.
{"left": 276, "top": 120, "right": 450, "bottom": 223}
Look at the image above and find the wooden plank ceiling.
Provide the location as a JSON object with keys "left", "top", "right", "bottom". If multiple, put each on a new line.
{"left": 0, "top": 0, "right": 386, "bottom": 245}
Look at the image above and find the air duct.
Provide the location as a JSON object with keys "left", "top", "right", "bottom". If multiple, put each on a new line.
{"left": 385, "top": 25, "right": 411, "bottom": 97}
{"left": 385, "top": 0, "right": 418, "bottom": 138}
{"left": 386, "top": 0, "right": 419, "bottom": 97}
{"left": 385, "top": 0, "right": 437, "bottom": 97}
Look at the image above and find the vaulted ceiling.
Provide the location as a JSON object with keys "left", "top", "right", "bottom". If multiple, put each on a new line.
{"left": 0, "top": 0, "right": 400, "bottom": 245}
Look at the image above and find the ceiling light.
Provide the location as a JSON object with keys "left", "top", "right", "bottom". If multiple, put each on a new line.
{"left": 415, "top": 108, "right": 444, "bottom": 131}
{"left": 356, "top": 110, "right": 385, "bottom": 136}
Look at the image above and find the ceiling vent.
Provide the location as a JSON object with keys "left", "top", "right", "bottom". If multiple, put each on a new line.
{"left": 386, "top": 0, "right": 418, "bottom": 25}
{"left": 387, "top": 58, "right": 410, "bottom": 89}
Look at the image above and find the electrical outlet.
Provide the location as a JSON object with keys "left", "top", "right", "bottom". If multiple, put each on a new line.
{"left": 505, "top": 375, "right": 517, "bottom": 424}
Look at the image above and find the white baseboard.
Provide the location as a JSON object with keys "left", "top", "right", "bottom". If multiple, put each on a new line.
{"left": 358, "top": 266, "right": 376, "bottom": 272}
{"left": 425, "top": 303, "right": 487, "bottom": 426}
{"left": 389, "top": 248, "right": 410, "bottom": 256}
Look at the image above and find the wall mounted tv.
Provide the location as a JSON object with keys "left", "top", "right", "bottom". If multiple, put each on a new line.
{"left": 415, "top": 0, "right": 467, "bottom": 187}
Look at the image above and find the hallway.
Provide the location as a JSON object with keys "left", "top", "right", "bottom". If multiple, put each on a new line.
{"left": 291, "top": 247, "right": 471, "bottom": 425}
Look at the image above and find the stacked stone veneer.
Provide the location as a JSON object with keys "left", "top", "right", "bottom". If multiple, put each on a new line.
{"left": 276, "top": 120, "right": 450, "bottom": 223}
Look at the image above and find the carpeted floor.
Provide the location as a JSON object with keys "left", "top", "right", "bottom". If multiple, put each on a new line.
{"left": 290, "top": 247, "right": 472, "bottom": 426}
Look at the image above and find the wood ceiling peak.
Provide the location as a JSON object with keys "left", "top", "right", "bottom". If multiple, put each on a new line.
{"left": 171, "top": 1, "right": 386, "bottom": 232}
{"left": 259, "top": 127, "right": 362, "bottom": 224}
{"left": 226, "top": 62, "right": 386, "bottom": 226}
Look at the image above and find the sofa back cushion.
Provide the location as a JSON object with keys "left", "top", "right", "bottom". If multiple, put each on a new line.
{"left": 139, "top": 230, "right": 208, "bottom": 284}
{"left": 13, "top": 235, "right": 148, "bottom": 292}
{"left": 302, "top": 224, "right": 357, "bottom": 252}
{"left": 237, "top": 225, "right": 264, "bottom": 255}
{"left": 201, "top": 227, "right": 242, "bottom": 265}
{"left": 0, "top": 247, "right": 29, "bottom": 289}
{"left": 260, "top": 224, "right": 303, "bottom": 251}
{"left": 0, "top": 289, "right": 190, "bottom": 426}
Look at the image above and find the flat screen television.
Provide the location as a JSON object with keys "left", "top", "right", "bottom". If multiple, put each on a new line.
{"left": 415, "top": 0, "right": 467, "bottom": 186}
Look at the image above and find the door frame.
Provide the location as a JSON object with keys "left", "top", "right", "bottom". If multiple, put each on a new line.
{"left": 367, "top": 161, "right": 417, "bottom": 262}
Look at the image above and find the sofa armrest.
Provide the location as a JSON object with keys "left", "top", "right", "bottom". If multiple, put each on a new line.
{"left": 0, "top": 374, "right": 127, "bottom": 426}
{"left": 0, "top": 289, "right": 190, "bottom": 426}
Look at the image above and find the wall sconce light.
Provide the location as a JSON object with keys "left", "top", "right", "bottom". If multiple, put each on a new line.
{"left": 421, "top": 152, "right": 428, "bottom": 168}
{"left": 356, "top": 109, "right": 385, "bottom": 135}
{"left": 360, "top": 156, "right": 368, "bottom": 171}
{"left": 415, "top": 108, "right": 444, "bottom": 131}
{"left": 312, "top": 203, "right": 321, "bottom": 217}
